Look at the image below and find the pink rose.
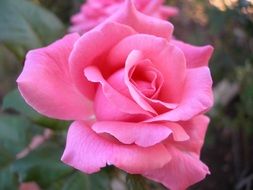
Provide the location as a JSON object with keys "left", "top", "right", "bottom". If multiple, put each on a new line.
{"left": 70, "top": 0, "right": 178, "bottom": 33}
{"left": 17, "top": 1, "right": 213, "bottom": 189}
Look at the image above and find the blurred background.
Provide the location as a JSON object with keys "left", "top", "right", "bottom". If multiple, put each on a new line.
{"left": 0, "top": 0, "right": 252, "bottom": 189}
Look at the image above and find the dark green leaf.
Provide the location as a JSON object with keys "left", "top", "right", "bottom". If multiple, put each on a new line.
{"left": 0, "top": 144, "right": 15, "bottom": 170}
{"left": 126, "top": 174, "right": 149, "bottom": 190}
{"left": 0, "top": 167, "right": 19, "bottom": 190}
{"left": 2, "top": 89, "right": 41, "bottom": 119}
{"left": 2, "top": 89, "right": 70, "bottom": 130}
{"left": 34, "top": 117, "right": 70, "bottom": 131}
{"left": 61, "top": 171, "right": 111, "bottom": 190}
{"left": 0, "top": 0, "right": 64, "bottom": 54}
{"left": 0, "top": 114, "right": 43, "bottom": 155}
{"left": 62, "top": 172, "right": 89, "bottom": 190}
{"left": 12, "top": 142, "right": 73, "bottom": 188}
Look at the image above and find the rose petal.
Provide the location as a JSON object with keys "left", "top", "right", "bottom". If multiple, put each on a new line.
{"left": 159, "top": 6, "right": 179, "bottom": 19}
{"left": 144, "top": 145, "right": 210, "bottom": 190}
{"left": 17, "top": 33, "right": 93, "bottom": 120}
{"left": 147, "top": 66, "right": 213, "bottom": 122}
{"left": 102, "top": 0, "right": 174, "bottom": 39}
{"left": 61, "top": 121, "right": 171, "bottom": 174}
{"left": 108, "top": 34, "right": 187, "bottom": 99}
{"left": 166, "top": 122, "right": 189, "bottom": 142}
{"left": 70, "top": 21, "right": 136, "bottom": 100}
{"left": 92, "top": 121, "right": 172, "bottom": 147}
{"left": 125, "top": 50, "right": 157, "bottom": 114}
{"left": 172, "top": 40, "right": 214, "bottom": 68}
{"left": 178, "top": 115, "right": 210, "bottom": 155}
{"left": 109, "top": 34, "right": 186, "bottom": 108}
{"left": 141, "top": 0, "right": 164, "bottom": 15}
{"left": 153, "top": 43, "right": 186, "bottom": 103}
{"left": 84, "top": 66, "right": 152, "bottom": 120}
{"left": 144, "top": 115, "right": 210, "bottom": 190}
{"left": 108, "top": 34, "right": 168, "bottom": 69}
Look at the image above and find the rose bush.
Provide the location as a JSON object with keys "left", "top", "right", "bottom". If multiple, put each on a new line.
{"left": 17, "top": 0, "right": 214, "bottom": 189}
{"left": 70, "top": 0, "right": 178, "bottom": 33}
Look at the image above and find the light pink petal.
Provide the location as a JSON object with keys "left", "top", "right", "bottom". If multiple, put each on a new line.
{"left": 61, "top": 121, "right": 171, "bottom": 174}
{"left": 92, "top": 121, "right": 172, "bottom": 147}
{"left": 178, "top": 115, "right": 210, "bottom": 155}
{"left": 103, "top": 0, "right": 174, "bottom": 39}
{"left": 124, "top": 50, "right": 157, "bottom": 114}
{"left": 108, "top": 35, "right": 186, "bottom": 101}
{"left": 108, "top": 34, "right": 186, "bottom": 111}
{"left": 144, "top": 145, "right": 210, "bottom": 190}
{"left": 172, "top": 40, "right": 214, "bottom": 68}
{"left": 84, "top": 66, "right": 152, "bottom": 121}
{"left": 144, "top": 115, "right": 210, "bottom": 189}
{"left": 69, "top": 19, "right": 99, "bottom": 34}
{"left": 141, "top": 0, "right": 163, "bottom": 15}
{"left": 69, "top": 21, "right": 135, "bottom": 100}
{"left": 153, "top": 43, "right": 186, "bottom": 103}
{"left": 159, "top": 6, "right": 179, "bottom": 19}
{"left": 17, "top": 34, "right": 93, "bottom": 120}
{"left": 147, "top": 66, "right": 213, "bottom": 122}
{"left": 166, "top": 122, "right": 189, "bottom": 142}
{"left": 108, "top": 34, "right": 169, "bottom": 74}
{"left": 124, "top": 50, "right": 179, "bottom": 112}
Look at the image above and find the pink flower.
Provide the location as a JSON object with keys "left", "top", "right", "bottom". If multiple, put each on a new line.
{"left": 70, "top": 0, "right": 178, "bottom": 34}
{"left": 17, "top": 1, "right": 213, "bottom": 189}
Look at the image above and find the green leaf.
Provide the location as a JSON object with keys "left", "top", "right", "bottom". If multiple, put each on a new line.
{"left": 62, "top": 172, "right": 89, "bottom": 190}
{"left": 34, "top": 117, "right": 70, "bottom": 131}
{"left": 2, "top": 89, "right": 41, "bottom": 119}
{"left": 0, "top": 114, "right": 43, "bottom": 155}
{"left": 0, "top": 144, "right": 15, "bottom": 170}
{"left": 89, "top": 171, "right": 112, "bottom": 190}
{"left": 0, "top": 0, "right": 64, "bottom": 53}
{"left": 12, "top": 142, "right": 73, "bottom": 188}
{"left": 2, "top": 89, "right": 70, "bottom": 130}
{"left": 62, "top": 171, "right": 111, "bottom": 190}
{"left": 0, "top": 167, "right": 19, "bottom": 190}
{"left": 126, "top": 174, "right": 149, "bottom": 190}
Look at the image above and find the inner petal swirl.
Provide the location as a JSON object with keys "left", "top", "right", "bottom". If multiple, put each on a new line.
{"left": 129, "top": 61, "right": 164, "bottom": 99}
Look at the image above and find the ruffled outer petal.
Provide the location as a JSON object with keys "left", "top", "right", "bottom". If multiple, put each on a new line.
{"left": 101, "top": 0, "right": 174, "bottom": 39}
{"left": 91, "top": 121, "right": 172, "bottom": 147}
{"left": 61, "top": 121, "right": 171, "bottom": 174}
{"left": 69, "top": 21, "right": 136, "bottom": 100}
{"left": 17, "top": 34, "right": 93, "bottom": 120}
{"left": 147, "top": 66, "right": 213, "bottom": 122}
{"left": 172, "top": 40, "right": 214, "bottom": 68}
{"left": 144, "top": 145, "right": 210, "bottom": 190}
{"left": 144, "top": 115, "right": 210, "bottom": 190}
{"left": 108, "top": 33, "right": 169, "bottom": 69}
{"left": 178, "top": 115, "right": 210, "bottom": 155}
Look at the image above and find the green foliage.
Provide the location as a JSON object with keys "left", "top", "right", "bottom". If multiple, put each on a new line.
{"left": 127, "top": 174, "right": 149, "bottom": 190}
{"left": 3, "top": 89, "right": 70, "bottom": 131}
{"left": 0, "top": 167, "right": 19, "bottom": 190}
{"left": 0, "top": 115, "right": 43, "bottom": 156}
{"left": 12, "top": 142, "right": 73, "bottom": 188}
{"left": 3, "top": 89, "right": 41, "bottom": 119}
{"left": 0, "top": 115, "right": 43, "bottom": 189}
{"left": 0, "top": 0, "right": 64, "bottom": 59}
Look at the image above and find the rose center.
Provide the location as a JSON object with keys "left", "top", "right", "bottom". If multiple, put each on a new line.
{"left": 129, "top": 61, "right": 163, "bottom": 99}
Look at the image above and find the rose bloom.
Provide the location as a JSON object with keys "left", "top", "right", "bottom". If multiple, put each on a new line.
{"left": 70, "top": 0, "right": 178, "bottom": 33}
{"left": 17, "top": 1, "right": 214, "bottom": 189}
